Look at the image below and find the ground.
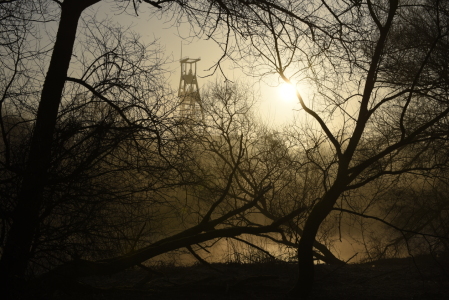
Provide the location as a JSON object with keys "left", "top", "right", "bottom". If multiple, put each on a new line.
{"left": 56, "top": 255, "right": 449, "bottom": 299}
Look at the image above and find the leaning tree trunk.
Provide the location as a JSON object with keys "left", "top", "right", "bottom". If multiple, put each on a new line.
{"left": 0, "top": 0, "right": 100, "bottom": 296}
{"left": 290, "top": 183, "right": 346, "bottom": 299}
{"left": 289, "top": 2, "right": 399, "bottom": 298}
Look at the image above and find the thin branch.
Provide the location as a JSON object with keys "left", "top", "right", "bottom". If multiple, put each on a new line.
{"left": 334, "top": 208, "right": 449, "bottom": 240}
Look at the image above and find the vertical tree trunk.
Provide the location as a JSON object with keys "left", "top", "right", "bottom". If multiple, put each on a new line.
{"left": 0, "top": 0, "right": 99, "bottom": 295}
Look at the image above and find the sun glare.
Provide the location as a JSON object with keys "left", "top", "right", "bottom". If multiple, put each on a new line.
{"left": 279, "top": 83, "right": 298, "bottom": 102}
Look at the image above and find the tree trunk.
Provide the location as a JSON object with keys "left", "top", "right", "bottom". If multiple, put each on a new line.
{"left": 0, "top": 0, "right": 99, "bottom": 296}
{"left": 290, "top": 186, "right": 344, "bottom": 299}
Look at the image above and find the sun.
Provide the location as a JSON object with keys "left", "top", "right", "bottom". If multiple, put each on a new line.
{"left": 278, "top": 83, "right": 298, "bottom": 102}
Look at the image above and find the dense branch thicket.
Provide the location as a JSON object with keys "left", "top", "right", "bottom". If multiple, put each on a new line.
{"left": 1, "top": 1, "right": 449, "bottom": 299}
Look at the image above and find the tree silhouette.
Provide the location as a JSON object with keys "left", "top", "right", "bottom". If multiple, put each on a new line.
{"left": 1, "top": 1, "right": 449, "bottom": 299}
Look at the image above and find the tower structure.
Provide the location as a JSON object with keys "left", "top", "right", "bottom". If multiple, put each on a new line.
{"left": 178, "top": 57, "right": 203, "bottom": 121}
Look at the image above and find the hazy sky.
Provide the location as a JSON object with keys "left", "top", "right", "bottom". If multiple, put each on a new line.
{"left": 88, "top": 1, "right": 302, "bottom": 128}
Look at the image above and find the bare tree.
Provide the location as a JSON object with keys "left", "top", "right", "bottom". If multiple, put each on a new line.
{"left": 155, "top": 0, "right": 449, "bottom": 297}
{"left": 214, "top": 1, "right": 449, "bottom": 297}
{"left": 0, "top": 3, "right": 292, "bottom": 296}
{"left": 2, "top": 1, "right": 449, "bottom": 299}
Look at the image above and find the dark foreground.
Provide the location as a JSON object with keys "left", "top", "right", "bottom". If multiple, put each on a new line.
{"left": 53, "top": 256, "right": 448, "bottom": 300}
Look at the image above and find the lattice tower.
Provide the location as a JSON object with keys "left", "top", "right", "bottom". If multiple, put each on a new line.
{"left": 178, "top": 57, "right": 203, "bottom": 122}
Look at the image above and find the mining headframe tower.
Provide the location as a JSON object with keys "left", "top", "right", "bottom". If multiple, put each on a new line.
{"left": 178, "top": 57, "right": 203, "bottom": 122}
